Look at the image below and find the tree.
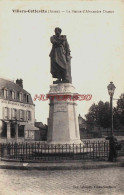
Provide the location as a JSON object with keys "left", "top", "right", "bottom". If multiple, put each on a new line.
{"left": 85, "top": 101, "right": 111, "bottom": 129}
{"left": 114, "top": 93, "right": 124, "bottom": 128}
{"left": 85, "top": 94, "right": 124, "bottom": 131}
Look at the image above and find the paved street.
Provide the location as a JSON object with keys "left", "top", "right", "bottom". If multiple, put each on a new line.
{"left": 0, "top": 168, "right": 124, "bottom": 195}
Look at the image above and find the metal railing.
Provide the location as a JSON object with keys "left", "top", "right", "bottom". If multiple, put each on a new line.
{"left": 0, "top": 141, "right": 112, "bottom": 161}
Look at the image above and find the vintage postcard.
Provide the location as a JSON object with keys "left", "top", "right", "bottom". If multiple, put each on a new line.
{"left": 0, "top": 0, "right": 124, "bottom": 195}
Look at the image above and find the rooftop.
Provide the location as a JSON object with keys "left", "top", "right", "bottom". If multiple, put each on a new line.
{"left": 0, "top": 78, "right": 34, "bottom": 105}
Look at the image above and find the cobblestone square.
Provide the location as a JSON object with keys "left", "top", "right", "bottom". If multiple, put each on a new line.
{"left": 0, "top": 168, "right": 124, "bottom": 195}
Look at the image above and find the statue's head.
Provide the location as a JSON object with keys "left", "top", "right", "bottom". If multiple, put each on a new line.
{"left": 55, "top": 27, "right": 62, "bottom": 36}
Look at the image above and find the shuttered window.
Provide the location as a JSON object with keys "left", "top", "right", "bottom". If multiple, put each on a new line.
{"left": 16, "top": 109, "right": 20, "bottom": 120}
{"left": 27, "top": 111, "right": 31, "bottom": 121}
{"left": 12, "top": 109, "right": 16, "bottom": 119}
{"left": 20, "top": 110, "right": 24, "bottom": 120}
{"left": 23, "top": 110, "right": 26, "bottom": 121}
{"left": 4, "top": 107, "right": 8, "bottom": 119}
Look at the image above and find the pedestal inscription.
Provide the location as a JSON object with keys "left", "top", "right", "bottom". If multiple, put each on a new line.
{"left": 47, "top": 83, "right": 83, "bottom": 145}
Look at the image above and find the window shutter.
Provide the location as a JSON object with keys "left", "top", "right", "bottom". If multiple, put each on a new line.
{"left": 15, "top": 109, "right": 17, "bottom": 119}
{"left": 17, "top": 109, "right": 20, "bottom": 120}
{"left": 2, "top": 107, "right": 4, "bottom": 119}
{"left": 26, "top": 111, "right": 28, "bottom": 121}
{"left": 7, "top": 90, "right": 8, "bottom": 97}
{"left": 3, "top": 89, "right": 5, "bottom": 98}
{"left": 8, "top": 108, "right": 11, "bottom": 119}
{"left": 30, "top": 111, "right": 32, "bottom": 121}
{"left": 4, "top": 107, "right": 8, "bottom": 119}
{"left": 11, "top": 108, "right": 13, "bottom": 119}
{"left": 19, "top": 109, "right": 21, "bottom": 120}
{"left": 22, "top": 110, "right": 24, "bottom": 120}
{"left": 24, "top": 110, "right": 26, "bottom": 121}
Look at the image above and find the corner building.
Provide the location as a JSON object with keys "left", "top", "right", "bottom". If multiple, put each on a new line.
{"left": 0, "top": 78, "right": 38, "bottom": 142}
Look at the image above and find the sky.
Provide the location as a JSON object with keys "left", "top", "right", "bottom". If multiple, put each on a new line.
{"left": 0, "top": 0, "right": 124, "bottom": 124}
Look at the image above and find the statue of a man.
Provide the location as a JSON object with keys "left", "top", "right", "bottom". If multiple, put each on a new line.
{"left": 49, "top": 27, "right": 72, "bottom": 83}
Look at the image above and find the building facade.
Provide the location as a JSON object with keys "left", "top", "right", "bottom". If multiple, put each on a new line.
{"left": 35, "top": 122, "right": 48, "bottom": 141}
{"left": 0, "top": 78, "right": 39, "bottom": 143}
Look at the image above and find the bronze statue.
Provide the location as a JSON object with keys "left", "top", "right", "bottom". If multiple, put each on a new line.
{"left": 49, "top": 28, "right": 72, "bottom": 83}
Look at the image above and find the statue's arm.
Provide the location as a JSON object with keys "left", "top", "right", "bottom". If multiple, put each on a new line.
{"left": 50, "top": 36, "right": 58, "bottom": 44}
{"left": 50, "top": 36, "right": 65, "bottom": 46}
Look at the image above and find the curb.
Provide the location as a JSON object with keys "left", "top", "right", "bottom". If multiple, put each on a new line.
{"left": 0, "top": 162, "right": 124, "bottom": 170}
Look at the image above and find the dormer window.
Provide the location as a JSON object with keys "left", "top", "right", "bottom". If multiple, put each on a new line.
{"left": 27, "top": 95, "right": 29, "bottom": 103}
{"left": 24, "top": 94, "right": 26, "bottom": 102}
{"left": 17, "top": 92, "right": 19, "bottom": 100}
{"left": 19, "top": 92, "right": 23, "bottom": 101}
{"left": 10, "top": 90, "right": 16, "bottom": 99}
{"left": 3, "top": 88, "right": 8, "bottom": 98}
{"left": 12, "top": 91, "right": 16, "bottom": 99}
{"left": 23, "top": 94, "right": 29, "bottom": 103}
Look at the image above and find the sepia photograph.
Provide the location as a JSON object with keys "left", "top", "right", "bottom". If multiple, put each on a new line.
{"left": 0, "top": 0, "right": 124, "bottom": 195}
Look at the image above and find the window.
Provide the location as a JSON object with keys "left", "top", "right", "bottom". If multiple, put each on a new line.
{"left": 17, "top": 92, "right": 19, "bottom": 100}
{"left": 20, "top": 110, "right": 24, "bottom": 120}
{"left": 3, "top": 89, "right": 8, "bottom": 98}
{"left": 27, "top": 111, "right": 31, "bottom": 121}
{"left": 19, "top": 93, "right": 23, "bottom": 101}
{"left": 10, "top": 90, "right": 16, "bottom": 99}
{"left": 24, "top": 94, "right": 26, "bottom": 102}
{"left": 12, "top": 109, "right": 16, "bottom": 119}
{"left": 18, "top": 125, "right": 24, "bottom": 137}
{"left": 12, "top": 91, "right": 16, "bottom": 99}
{"left": 4, "top": 107, "right": 8, "bottom": 119}
{"left": 10, "top": 90, "right": 12, "bottom": 97}
{"left": 24, "top": 94, "right": 29, "bottom": 103}
{"left": 27, "top": 131, "right": 33, "bottom": 138}
{"left": 10, "top": 123, "right": 16, "bottom": 138}
{"left": 0, "top": 121, "right": 7, "bottom": 137}
{"left": 27, "top": 95, "right": 29, "bottom": 103}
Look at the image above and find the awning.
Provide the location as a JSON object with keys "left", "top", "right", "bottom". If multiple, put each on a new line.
{"left": 24, "top": 124, "right": 39, "bottom": 131}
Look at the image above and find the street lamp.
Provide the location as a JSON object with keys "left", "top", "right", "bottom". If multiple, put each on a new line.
{"left": 107, "top": 82, "right": 116, "bottom": 136}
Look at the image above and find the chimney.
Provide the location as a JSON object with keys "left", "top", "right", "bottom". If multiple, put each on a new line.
{"left": 16, "top": 79, "right": 23, "bottom": 88}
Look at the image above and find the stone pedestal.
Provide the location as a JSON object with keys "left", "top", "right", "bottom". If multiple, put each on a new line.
{"left": 47, "top": 83, "right": 83, "bottom": 145}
